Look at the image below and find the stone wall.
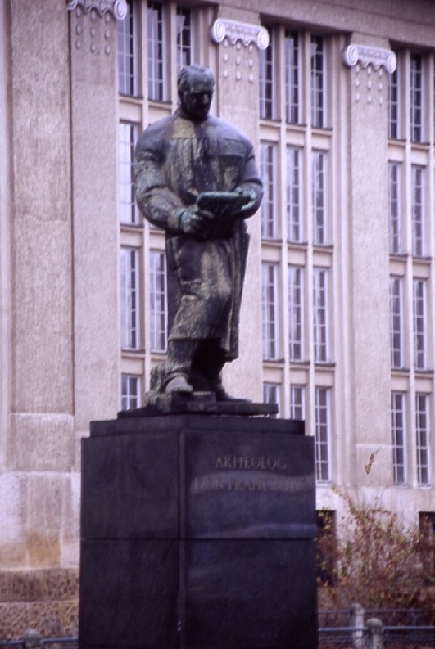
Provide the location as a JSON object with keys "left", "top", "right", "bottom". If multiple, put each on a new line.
{"left": 0, "top": 569, "right": 78, "bottom": 640}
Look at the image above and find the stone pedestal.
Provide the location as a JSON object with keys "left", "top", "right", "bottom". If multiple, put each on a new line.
{"left": 79, "top": 415, "right": 318, "bottom": 649}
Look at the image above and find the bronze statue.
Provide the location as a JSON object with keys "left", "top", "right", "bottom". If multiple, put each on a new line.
{"left": 134, "top": 65, "right": 262, "bottom": 401}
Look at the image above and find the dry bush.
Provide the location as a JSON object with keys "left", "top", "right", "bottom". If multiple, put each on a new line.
{"left": 317, "top": 491, "right": 435, "bottom": 624}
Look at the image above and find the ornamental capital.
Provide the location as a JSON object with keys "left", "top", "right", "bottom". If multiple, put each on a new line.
{"left": 66, "top": 0, "right": 127, "bottom": 20}
{"left": 342, "top": 44, "right": 396, "bottom": 74}
{"left": 211, "top": 19, "right": 269, "bottom": 50}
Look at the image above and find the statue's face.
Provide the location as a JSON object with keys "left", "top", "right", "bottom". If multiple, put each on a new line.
{"left": 180, "top": 71, "right": 214, "bottom": 121}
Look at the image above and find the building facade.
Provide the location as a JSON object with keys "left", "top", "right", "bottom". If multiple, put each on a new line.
{"left": 0, "top": 0, "right": 435, "bottom": 638}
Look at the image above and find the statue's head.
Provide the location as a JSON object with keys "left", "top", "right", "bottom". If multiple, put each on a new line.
{"left": 178, "top": 65, "right": 215, "bottom": 121}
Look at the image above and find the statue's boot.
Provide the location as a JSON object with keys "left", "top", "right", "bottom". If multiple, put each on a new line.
{"left": 190, "top": 340, "right": 235, "bottom": 400}
{"left": 164, "top": 340, "right": 195, "bottom": 394}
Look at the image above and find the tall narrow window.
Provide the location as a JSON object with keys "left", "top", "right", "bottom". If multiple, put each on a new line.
{"left": 120, "top": 247, "right": 140, "bottom": 350}
{"left": 285, "top": 30, "right": 301, "bottom": 124}
{"left": 388, "top": 55, "right": 400, "bottom": 139}
{"left": 259, "top": 33, "right": 276, "bottom": 120}
{"left": 147, "top": 1, "right": 166, "bottom": 101}
{"left": 388, "top": 162, "right": 402, "bottom": 254}
{"left": 287, "top": 146, "right": 303, "bottom": 242}
{"left": 315, "top": 387, "right": 331, "bottom": 482}
{"left": 118, "top": 0, "right": 137, "bottom": 96}
{"left": 413, "top": 279, "right": 427, "bottom": 370}
{"left": 311, "top": 35, "right": 326, "bottom": 128}
{"left": 263, "top": 383, "right": 280, "bottom": 416}
{"left": 262, "top": 262, "right": 280, "bottom": 360}
{"left": 261, "top": 142, "right": 279, "bottom": 239}
{"left": 312, "top": 151, "right": 328, "bottom": 245}
{"left": 391, "top": 391, "right": 407, "bottom": 485}
{"left": 313, "top": 268, "right": 329, "bottom": 363}
{"left": 150, "top": 251, "right": 167, "bottom": 353}
{"left": 121, "top": 374, "right": 141, "bottom": 411}
{"left": 290, "top": 385, "right": 305, "bottom": 420}
{"left": 176, "top": 7, "right": 193, "bottom": 70}
{"left": 119, "top": 123, "right": 138, "bottom": 225}
{"left": 410, "top": 53, "right": 424, "bottom": 143}
{"left": 411, "top": 165, "right": 425, "bottom": 257}
{"left": 416, "top": 393, "right": 431, "bottom": 486}
{"left": 288, "top": 266, "right": 304, "bottom": 361}
{"left": 390, "top": 276, "right": 404, "bottom": 369}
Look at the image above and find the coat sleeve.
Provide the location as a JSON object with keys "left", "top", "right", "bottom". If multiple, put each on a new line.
{"left": 133, "top": 130, "right": 185, "bottom": 233}
{"left": 237, "top": 143, "right": 263, "bottom": 219}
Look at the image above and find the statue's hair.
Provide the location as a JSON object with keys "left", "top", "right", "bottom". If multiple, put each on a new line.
{"left": 177, "top": 65, "right": 215, "bottom": 93}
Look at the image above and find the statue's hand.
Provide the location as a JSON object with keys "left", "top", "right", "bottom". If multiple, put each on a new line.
{"left": 234, "top": 187, "right": 257, "bottom": 214}
{"left": 179, "top": 206, "right": 214, "bottom": 239}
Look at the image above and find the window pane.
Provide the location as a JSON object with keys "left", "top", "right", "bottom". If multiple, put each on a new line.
{"left": 263, "top": 383, "right": 280, "bottom": 417}
{"left": 121, "top": 374, "right": 141, "bottom": 410}
{"left": 313, "top": 269, "right": 329, "bottom": 363}
{"left": 285, "top": 30, "right": 301, "bottom": 124}
{"left": 312, "top": 151, "right": 328, "bottom": 245}
{"left": 410, "top": 53, "right": 424, "bottom": 143}
{"left": 259, "top": 32, "right": 276, "bottom": 120}
{"left": 118, "top": 0, "right": 137, "bottom": 96}
{"left": 390, "top": 276, "right": 404, "bottom": 368}
{"left": 288, "top": 266, "right": 304, "bottom": 361}
{"left": 262, "top": 263, "right": 280, "bottom": 360}
{"left": 120, "top": 248, "right": 140, "bottom": 350}
{"left": 413, "top": 279, "right": 427, "bottom": 370}
{"left": 261, "top": 143, "right": 279, "bottom": 239}
{"left": 150, "top": 250, "right": 167, "bottom": 353}
{"left": 147, "top": 1, "right": 166, "bottom": 101}
{"left": 287, "top": 147, "right": 303, "bottom": 242}
{"left": 416, "top": 394, "right": 431, "bottom": 486}
{"left": 290, "top": 385, "right": 305, "bottom": 420}
{"left": 311, "top": 35, "right": 326, "bottom": 128}
{"left": 119, "top": 123, "right": 138, "bottom": 225}
{"left": 391, "top": 391, "right": 406, "bottom": 485}
{"left": 315, "top": 387, "right": 331, "bottom": 482}
{"left": 411, "top": 165, "right": 425, "bottom": 257}
{"left": 176, "top": 7, "right": 192, "bottom": 70}
{"left": 388, "top": 162, "right": 402, "bottom": 254}
{"left": 388, "top": 55, "right": 400, "bottom": 139}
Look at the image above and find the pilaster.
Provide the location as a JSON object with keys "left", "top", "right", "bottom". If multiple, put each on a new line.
{"left": 68, "top": 1, "right": 120, "bottom": 437}
{"left": 9, "top": 0, "right": 74, "bottom": 459}
{"left": 344, "top": 39, "right": 394, "bottom": 492}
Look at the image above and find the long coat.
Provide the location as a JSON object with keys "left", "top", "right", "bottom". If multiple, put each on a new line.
{"left": 134, "top": 109, "right": 263, "bottom": 360}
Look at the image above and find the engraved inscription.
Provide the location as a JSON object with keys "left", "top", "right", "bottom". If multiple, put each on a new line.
{"left": 215, "top": 455, "right": 287, "bottom": 471}
{"left": 191, "top": 472, "right": 312, "bottom": 495}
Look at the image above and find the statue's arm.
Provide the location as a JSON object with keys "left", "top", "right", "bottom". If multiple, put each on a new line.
{"left": 134, "top": 152, "right": 186, "bottom": 232}
{"left": 234, "top": 145, "right": 263, "bottom": 218}
{"left": 134, "top": 151, "right": 214, "bottom": 238}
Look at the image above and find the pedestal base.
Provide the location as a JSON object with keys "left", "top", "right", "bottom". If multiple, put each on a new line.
{"left": 79, "top": 415, "right": 318, "bottom": 649}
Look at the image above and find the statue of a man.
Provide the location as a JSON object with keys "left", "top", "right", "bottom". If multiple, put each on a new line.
{"left": 134, "top": 64, "right": 262, "bottom": 400}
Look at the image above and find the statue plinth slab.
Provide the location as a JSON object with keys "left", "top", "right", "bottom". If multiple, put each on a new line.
{"left": 118, "top": 392, "right": 278, "bottom": 417}
{"left": 79, "top": 414, "right": 318, "bottom": 649}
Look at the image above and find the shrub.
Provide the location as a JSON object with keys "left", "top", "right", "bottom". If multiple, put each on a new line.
{"left": 317, "top": 490, "right": 435, "bottom": 623}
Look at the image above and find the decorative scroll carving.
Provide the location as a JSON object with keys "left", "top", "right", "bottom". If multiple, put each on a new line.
{"left": 66, "top": 0, "right": 127, "bottom": 20}
{"left": 342, "top": 44, "right": 396, "bottom": 74}
{"left": 211, "top": 19, "right": 269, "bottom": 50}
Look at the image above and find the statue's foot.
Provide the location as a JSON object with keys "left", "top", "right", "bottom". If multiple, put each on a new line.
{"left": 165, "top": 374, "right": 194, "bottom": 394}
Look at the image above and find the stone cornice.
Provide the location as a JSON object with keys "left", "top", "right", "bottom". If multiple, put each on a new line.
{"left": 342, "top": 44, "right": 396, "bottom": 74}
{"left": 66, "top": 0, "right": 127, "bottom": 20}
{"left": 211, "top": 19, "right": 269, "bottom": 50}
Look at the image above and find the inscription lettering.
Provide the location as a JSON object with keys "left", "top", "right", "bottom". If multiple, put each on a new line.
{"left": 215, "top": 455, "right": 287, "bottom": 471}
{"left": 191, "top": 473, "right": 311, "bottom": 494}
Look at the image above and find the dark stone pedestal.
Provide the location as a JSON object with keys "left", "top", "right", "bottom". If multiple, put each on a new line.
{"left": 79, "top": 415, "right": 318, "bottom": 649}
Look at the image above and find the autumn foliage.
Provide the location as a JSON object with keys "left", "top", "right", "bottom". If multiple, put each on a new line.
{"left": 316, "top": 491, "right": 435, "bottom": 624}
